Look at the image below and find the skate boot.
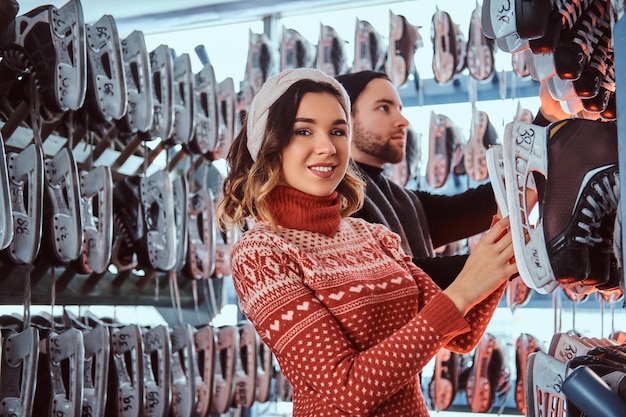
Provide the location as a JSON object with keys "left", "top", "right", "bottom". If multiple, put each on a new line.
{"left": 511, "top": 48, "right": 532, "bottom": 78}
{"left": 466, "top": 3, "right": 495, "bottom": 82}
{"left": 75, "top": 166, "right": 113, "bottom": 275}
{"left": 526, "top": 351, "right": 568, "bottom": 417}
{"left": 142, "top": 325, "right": 171, "bottom": 417}
{"left": 149, "top": 44, "right": 174, "bottom": 142}
{"left": 353, "top": 18, "right": 387, "bottom": 73}
{"left": 386, "top": 11, "right": 422, "bottom": 87}
{"left": 84, "top": 14, "right": 126, "bottom": 123}
{"left": 464, "top": 107, "right": 498, "bottom": 182}
{"left": 280, "top": 27, "right": 315, "bottom": 71}
{"left": 107, "top": 323, "right": 143, "bottom": 417}
{"left": 316, "top": 24, "right": 348, "bottom": 77}
{"left": 0, "top": 0, "right": 87, "bottom": 113}
{"left": 232, "top": 322, "right": 257, "bottom": 409}
{"left": 117, "top": 30, "right": 153, "bottom": 136}
{"left": 503, "top": 119, "right": 618, "bottom": 292}
{"left": 246, "top": 30, "right": 276, "bottom": 93}
{"left": 188, "top": 62, "right": 218, "bottom": 156}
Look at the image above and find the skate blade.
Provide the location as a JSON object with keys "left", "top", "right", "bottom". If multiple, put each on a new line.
{"left": 503, "top": 121, "right": 559, "bottom": 293}
{"left": 6, "top": 144, "right": 44, "bottom": 264}
{"left": 85, "top": 14, "right": 127, "bottom": 121}
{"left": 44, "top": 147, "right": 83, "bottom": 263}
{"left": 77, "top": 166, "right": 113, "bottom": 274}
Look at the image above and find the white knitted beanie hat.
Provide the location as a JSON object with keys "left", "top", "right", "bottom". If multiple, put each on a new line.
{"left": 246, "top": 68, "right": 351, "bottom": 161}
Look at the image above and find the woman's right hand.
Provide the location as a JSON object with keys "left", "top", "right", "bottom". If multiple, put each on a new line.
{"left": 443, "top": 216, "right": 518, "bottom": 315}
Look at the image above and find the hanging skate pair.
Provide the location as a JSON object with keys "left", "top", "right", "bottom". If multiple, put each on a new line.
{"left": 487, "top": 117, "right": 620, "bottom": 295}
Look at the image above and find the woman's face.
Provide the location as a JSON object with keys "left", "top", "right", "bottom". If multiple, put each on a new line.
{"left": 280, "top": 91, "right": 350, "bottom": 197}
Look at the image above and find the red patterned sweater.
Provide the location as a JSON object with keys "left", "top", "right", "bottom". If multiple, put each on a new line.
{"left": 230, "top": 186, "right": 505, "bottom": 416}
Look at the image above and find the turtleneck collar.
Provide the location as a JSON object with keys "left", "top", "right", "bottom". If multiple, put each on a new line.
{"left": 355, "top": 161, "right": 384, "bottom": 179}
{"left": 265, "top": 186, "right": 342, "bottom": 236}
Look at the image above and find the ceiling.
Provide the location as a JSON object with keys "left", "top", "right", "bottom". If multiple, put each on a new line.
{"left": 17, "top": 0, "right": 401, "bottom": 34}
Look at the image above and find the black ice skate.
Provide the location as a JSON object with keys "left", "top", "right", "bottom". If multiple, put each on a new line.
{"left": 481, "top": 0, "right": 551, "bottom": 42}
{"left": 386, "top": 11, "right": 422, "bottom": 87}
{"left": 503, "top": 119, "right": 618, "bottom": 292}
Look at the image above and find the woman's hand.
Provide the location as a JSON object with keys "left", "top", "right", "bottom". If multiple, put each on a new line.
{"left": 443, "top": 217, "right": 518, "bottom": 315}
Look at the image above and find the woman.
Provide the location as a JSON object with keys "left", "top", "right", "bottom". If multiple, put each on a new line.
{"left": 217, "top": 68, "right": 517, "bottom": 416}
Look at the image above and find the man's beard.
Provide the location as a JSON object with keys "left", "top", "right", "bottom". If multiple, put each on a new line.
{"left": 353, "top": 122, "right": 405, "bottom": 164}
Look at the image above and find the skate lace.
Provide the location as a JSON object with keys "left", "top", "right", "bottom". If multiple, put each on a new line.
{"left": 576, "top": 171, "right": 619, "bottom": 245}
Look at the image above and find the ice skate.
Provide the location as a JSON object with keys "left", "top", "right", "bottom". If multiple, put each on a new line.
{"left": 233, "top": 322, "right": 257, "bottom": 409}
{"left": 431, "top": 7, "right": 458, "bottom": 85}
{"left": 464, "top": 107, "right": 498, "bottom": 183}
{"left": 209, "top": 77, "right": 235, "bottom": 161}
{"left": 428, "top": 348, "right": 459, "bottom": 411}
{"left": 76, "top": 166, "right": 113, "bottom": 275}
{"left": 353, "top": 18, "right": 386, "bottom": 73}
{"left": 514, "top": 333, "right": 543, "bottom": 415}
{"left": 5, "top": 143, "right": 44, "bottom": 265}
{"left": 465, "top": 333, "right": 508, "bottom": 413}
{"left": 193, "top": 325, "right": 215, "bottom": 417}
{"left": 108, "top": 324, "right": 143, "bottom": 417}
{"left": 117, "top": 30, "right": 153, "bottom": 135}
{"left": 316, "top": 24, "right": 348, "bottom": 77}
{"left": 170, "top": 323, "right": 197, "bottom": 417}
{"left": 426, "top": 112, "right": 461, "bottom": 189}
{"left": 525, "top": 350, "right": 568, "bottom": 417}
{"left": 171, "top": 176, "right": 189, "bottom": 275}
{"left": 166, "top": 53, "right": 195, "bottom": 148}
{"left": 185, "top": 188, "right": 216, "bottom": 280}
{"left": 43, "top": 147, "right": 83, "bottom": 264}
{"left": 84, "top": 14, "right": 126, "bottom": 123}
{"left": 386, "top": 11, "right": 422, "bottom": 87}
{"left": 212, "top": 326, "right": 237, "bottom": 414}
{"left": 279, "top": 26, "right": 315, "bottom": 71}
{"left": 0, "top": 133, "right": 13, "bottom": 250}
{"left": 466, "top": 3, "right": 495, "bottom": 82}
{"left": 256, "top": 339, "right": 274, "bottom": 403}
{"left": 149, "top": 44, "right": 174, "bottom": 142}
{"left": 142, "top": 325, "right": 171, "bottom": 417}
{"left": 188, "top": 63, "right": 218, "bottom": 156}
{"left": 247, "top": 30, "right": 276, "bottom": 93}
{"left": 481, "top": 0, "right": 552, "bottom": 41}
{"left": 0, "top": 315, "right": 39, "bottom": 417}
{"left": 503, "top": 119, "right": 618, "bottom": 292}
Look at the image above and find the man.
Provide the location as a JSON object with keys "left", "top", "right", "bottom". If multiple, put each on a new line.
{"left": 335, "top": 70, "right": 498, "bottom": 288}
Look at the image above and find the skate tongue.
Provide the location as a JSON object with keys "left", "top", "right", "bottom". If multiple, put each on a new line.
{"left": 142, "top": 325, "right": 171, "bottom": 417}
